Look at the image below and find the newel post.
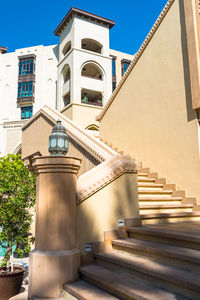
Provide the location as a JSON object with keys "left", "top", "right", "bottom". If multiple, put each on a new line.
{"left": 28, "top": 121, "right": 81, "bottom": 298}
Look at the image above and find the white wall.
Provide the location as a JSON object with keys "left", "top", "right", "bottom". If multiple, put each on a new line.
{"left": 0, "top": 44, "right": 58, "bottom": 156}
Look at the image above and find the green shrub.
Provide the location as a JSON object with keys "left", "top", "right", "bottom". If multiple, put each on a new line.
{"left": 0, "top": 154, "right": 36, "bottom": 271}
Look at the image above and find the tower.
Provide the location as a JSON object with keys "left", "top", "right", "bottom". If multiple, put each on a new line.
{"left": 54, "top": 7, "right": 115, "bottom": 129}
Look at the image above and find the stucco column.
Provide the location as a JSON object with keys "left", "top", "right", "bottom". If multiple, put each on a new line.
{"left": 28, "top": 156, "right": 81, "bottom": 299}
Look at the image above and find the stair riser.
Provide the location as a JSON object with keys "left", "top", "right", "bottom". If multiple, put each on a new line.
{"left": 138, "top": 179, "right": 155, "bottom": 183}
{"left": 81, "top": 274, "right": 133, "bottom": 300}
{"left": 141, "top": 216, "right": 200, "bottom": 225}
{"left": 113, "top": 244, "right": 200, "bottom": 274}
{"left": 61, "top": 289, "right": 78, "bottom": 300}
{"left": 140, "top": 208, "right": 192, "bottom": 214}
{"left": 139, "top": 194, "right": 173, "bottom": 198}
{"left": 139, "top": 200, "right": 182, "bottom": 205}
{"left": 95, "top": 258, "right": 200, "bottom": 299}
{"left": 128, "top": 232, "right": 200, "bottom": 250}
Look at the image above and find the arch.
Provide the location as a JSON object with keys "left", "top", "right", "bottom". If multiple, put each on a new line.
{"left": 81, "top": 38, "right": 102, "bottom": 54}
{"left": 62, "top": 41, "right": 71, "bottom": 56}
{"left": 85, "top": 124, "right": 99, "bottom": 131}
{"left": 12, "top": 142, "right": 22, "bottom": 155}
{"left": 81, "top": 62, "right": 103, "bottom": 80}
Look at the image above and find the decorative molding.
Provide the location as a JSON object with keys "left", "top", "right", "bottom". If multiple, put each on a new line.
{"left": 54, "top": 7, "right": 115, "bottom": 36}
{"left": 12, "top": 142, "right": 22, "bottom": 155}
{"left": 77, "top": 155, "right": 138, "bottom": 203}
{"left": 3, "top": 120, "right": 26, "bottom": 128}
{"left": 96, "top": 0, "right": 175, "bottom": 121}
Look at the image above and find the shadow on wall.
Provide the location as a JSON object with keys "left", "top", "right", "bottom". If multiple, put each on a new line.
{"left": 76, "top": 172, "right": 139, "bottom": 253}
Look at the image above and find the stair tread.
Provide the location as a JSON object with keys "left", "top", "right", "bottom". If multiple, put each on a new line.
{"left": 95, "top": 251, "right": 200, "bottom": 292}
{"left": 139, "top": 196, "right": 182, "bottom": 200}
{"left": 80, "top": 264, "right": 182, "bottom": 300}
{"left": 64, "top": 280, "right": 119, "bottom": 299}
{"left": 140, "top": 212, "right": 200, "bottom": 220}
{"left": 112, "top": 238, "right": 200, "bottom": 265}
{"left": 138, "top": 177, "right": 156, "bottom": 182}
{"left": 138, "top": 183, "right": 163, "bottom": 187}
{"left": 139, "top": 189, "right": 173, "bottom": 194}
{"left": 139, "top": 204, "right": 193, "bottom": 209}
{"left": 127, "top": 225, "right": 200, "bottom": 243}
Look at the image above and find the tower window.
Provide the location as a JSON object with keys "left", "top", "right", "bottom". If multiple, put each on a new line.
{"left": 19, "top": 58, "right": 34, "bottom": 75}
{"left": 112, "top": 58, "right": 116, "bottom": 76}
{"left": 21, "top": 106, "right": 33, "bottom": 119}
{"left": 18, "top": 82, "right": 33, "bottom": 98}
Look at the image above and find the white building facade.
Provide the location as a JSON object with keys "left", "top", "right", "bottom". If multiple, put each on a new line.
{"left": 0, "top": 7, "right": 133, "bottom": 156}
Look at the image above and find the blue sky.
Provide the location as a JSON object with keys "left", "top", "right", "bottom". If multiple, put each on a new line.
{"left": 1, "top": 0, "right": 167, "bottom": 54}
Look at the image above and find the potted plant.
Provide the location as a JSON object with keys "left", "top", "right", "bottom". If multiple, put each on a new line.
{"left": 0, "top": 154, "right": 36, "bottom": 300}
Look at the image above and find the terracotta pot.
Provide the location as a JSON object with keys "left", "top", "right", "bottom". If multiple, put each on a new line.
{"left": 0, "top": 266, "right": 25, "bottom": 300}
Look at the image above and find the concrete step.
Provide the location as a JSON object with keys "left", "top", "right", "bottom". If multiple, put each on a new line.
{"left": 139, "top": 196, "right": 182, "bottom": 206}
{"left": 138, "top": 183, "right": 164, "bottom": 189}
{"left": 138, "top": 177, "right": 156, "bottom": 183}
{"left": 95, "top": 251, "right": 200, "bottom": 299}
{"left": 140, "top": 212, "right": 200, "bottom": 225}
{"left": 138, "top": 172, "right": 149, "bottom": 177}
{"left": 112, "top": 238, "right": 200, "bottom": 273}
{"left": 63, "top": 280, "right": 119, "bottom": 299}
{"left": 127, "top": 225, "right": 200, "bottom": 250}
{"left": 138, "top": 189, "right": 173, "bottom": 197}
{"left": 80, "top": 264, "right": 183, "bottom": 300}
{"left": 139, "top": 204, "right": 193, "bottom": 214}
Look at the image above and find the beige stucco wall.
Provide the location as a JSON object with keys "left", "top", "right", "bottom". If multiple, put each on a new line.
{"left": 22, "top": 114, "right": 98, "bottom": 175}
{"left": 61, "top": 103, "right": 102, "bottom": 129}
{"left": 77, "top": 172, "right": 139, "bottom": 252}
{"left": 100, "top": 0, "right": 200, "bottom": 202}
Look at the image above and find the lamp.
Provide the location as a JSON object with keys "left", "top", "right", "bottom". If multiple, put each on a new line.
{"left": 48, "top": 120, "right": 69, "bottom": 156}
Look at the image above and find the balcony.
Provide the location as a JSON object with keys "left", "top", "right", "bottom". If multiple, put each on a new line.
{"left": 81, "top": 76, "right": 103, "bottom": 92}
{"left": 62, "top": 80, "right": 70, "bottom": 97}
{"left": 17, "top": 96, "right": 34, "bottom": 106}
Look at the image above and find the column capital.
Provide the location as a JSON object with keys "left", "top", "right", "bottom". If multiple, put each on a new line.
{"left": 31, "top": 156, "right": 81, "bottom": 174}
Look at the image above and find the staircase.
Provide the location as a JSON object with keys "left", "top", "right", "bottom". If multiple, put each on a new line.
{"left": 137, "top": 168, "right": 200, "bottom": 224}
{"left": 61, "top": 165, "right": 200, "bottom": 299}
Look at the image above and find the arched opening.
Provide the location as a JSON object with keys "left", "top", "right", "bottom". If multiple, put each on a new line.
{"left": 81, "top": 38, "right": 102, "bottom": 54}
{"left": 85, "top": 124, "right": 99, "bottom": 131}
{"left": 81, "top": 88, "right": 102, "bottom": 106}
{"left": 13, "top": 143, "right": 22, "bottom": 155}
{"left": 61, "top": 64, "right": 71, "bottom": 106}
{"left": 62, "top": 64, "right": 70, "bottom": 83}
{"left": 62, "top": 41, "right": 71, "bottom": 56}
{"left": 81, "top": 63, "right": 103, "bottom": 80}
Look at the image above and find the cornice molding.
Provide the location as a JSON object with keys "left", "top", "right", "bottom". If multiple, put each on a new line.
{"left": 96, "top": 0, "right": 175, "bottom": 121}
{"left": 77, "top": 155, "right": 138, "bottom": 203}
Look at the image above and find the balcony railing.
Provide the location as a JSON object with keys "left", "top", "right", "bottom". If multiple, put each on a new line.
{"left": 81, "top": 99, "right": 102, "bottom": 107}
{"left": 81, "top": 76, "right": 103, "bottom": 92}
{"left": 17, "top": 96, "right": 34, "bottom": 105}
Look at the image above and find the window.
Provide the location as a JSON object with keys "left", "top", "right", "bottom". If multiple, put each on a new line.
{"left": 21, "top": 106, "right": 33, "bottom": 119}
{"left": 18, "top": 82, "right": 33, "bottom": 98}
{"left": 121, "top": 59, "right": 131, "bottom": 76}
{"left": 19, "top": 59, "right": 34, "bottom": 75}
{"left": 112, "top": 59, "right": 116, "bottom": 76}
